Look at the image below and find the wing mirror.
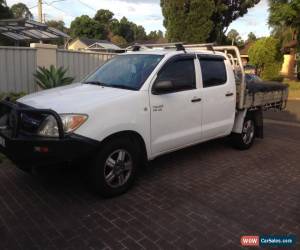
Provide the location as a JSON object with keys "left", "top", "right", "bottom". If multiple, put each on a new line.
{"left": 152, "top": 80, "right": 174, "bottom": 95}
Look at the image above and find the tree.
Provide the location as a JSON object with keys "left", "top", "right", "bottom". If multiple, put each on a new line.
{"left": 248, "top": 37, "right": 283, "bottom": 80}
{"left": 134, "top": 25, "right": 147, "bottom": 41}
{"left": 161, "top": 0, "right": 260, "bottom": 43}
{"left": 247, "top": 32, "right": 257, "bottom": 42}
{"left": 113, "top": 17, "right": 135, "bottom": 43}
{"left": 161, "top": 0, "right": 215, "bottom": 43}
{"left": 227, "top": 29, "right": 240, "bottom": 44}
{"left": 209, "top": 0, "right": 260, "bottom": 42}
{"left": 227, "top": 29, "right": 244, "bottom": 47}
{"left": 46, "top": 20, "right": 69, "bottom": 46}
{"left": 147, "top": 30, "right": 164, "bottom": 40}
{"left": 46, "top": 20, "right": 67, "bottom": 32}
{"left": 111, "top": 35, "right": 127, "bottom": 47}
{"left": 268, "top": 0, "right": 300, "bottom": 77}
{"left": 70, "top": 15, "right": 106, "bottom": 39}
{"left": 94, "top": 9, "right": 114, "bottom": 24}
{"left": 10, "top": 3, "right": 33, "bottom": 19}
{"left": 0, "top": 0, "right": 13, "bottom": 19}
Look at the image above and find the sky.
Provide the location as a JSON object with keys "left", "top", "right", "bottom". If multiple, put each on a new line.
{"left": 6, "top": 0, "right": 271, "bottom": 39}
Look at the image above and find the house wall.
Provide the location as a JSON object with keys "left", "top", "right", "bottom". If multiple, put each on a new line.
{"left": 281, "top": 54, "right": 296, "bottom": 78}
{"left": 0, "top": 44, "right": 116, "bottom": 94}
{"left": 68, "top": 40, "right": 88, "bottom": 51}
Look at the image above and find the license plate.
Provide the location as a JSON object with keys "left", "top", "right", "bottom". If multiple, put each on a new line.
{"left": 0, "top": 136, "right": 5, "bottom": 148}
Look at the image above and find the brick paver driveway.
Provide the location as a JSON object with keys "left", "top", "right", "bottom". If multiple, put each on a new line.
{"left": 0, "top": 119, "right": 299, "bottom": 249}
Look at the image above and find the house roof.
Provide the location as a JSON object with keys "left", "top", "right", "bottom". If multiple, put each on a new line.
{"left": 240, "top": 42, "right": 254, "bottom": 55}
{"left": 88, "top": 42, "right": 121, "bottom": 50}
{"left": 76, "top": 37, "right": 111, "bottom": 47}
{"left": 0, "top": 18, "right": 69, "bottom": 42}
{"left": 70, "top": 37, "right": 121, "bottom": 50}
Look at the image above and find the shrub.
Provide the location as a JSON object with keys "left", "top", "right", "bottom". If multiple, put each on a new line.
{"left": 261, "top": 62, "right": 283, "bottom": 81}
{"left": 0, "top": 92, "right": 26, "bottom": 101}
{"left": 248, "top": 37, "right": 283, "bottom": 80}
{"left": 34, "top": 65, "right": 74, "bottom": 89}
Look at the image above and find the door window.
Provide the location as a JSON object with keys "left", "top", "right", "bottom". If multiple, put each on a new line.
{"left": 154, "top": 58, "right": 196, "bottom": 93}
{"left": 199, "top": 56, "right": 227, "bottom": 88}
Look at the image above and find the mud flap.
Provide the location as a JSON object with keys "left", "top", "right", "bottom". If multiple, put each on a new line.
{"left": 252, "top": 109, "right": 264, "bottom": 138}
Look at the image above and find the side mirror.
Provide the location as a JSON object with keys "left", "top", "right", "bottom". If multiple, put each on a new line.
{"left": 152, "top": 80, "right": 174, "bottom": 95}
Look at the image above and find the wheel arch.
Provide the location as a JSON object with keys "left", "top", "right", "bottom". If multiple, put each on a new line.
{"left": 232, "top": 108, "right": 263, "bottom": 138}
{"left": 101, "top": 130, "right": 148, "bottom": 163}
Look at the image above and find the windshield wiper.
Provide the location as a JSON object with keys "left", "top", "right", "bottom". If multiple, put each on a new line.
{"left": 84, "top": 81, "right": 108, "bottom": 86}
{"left": 109, "top": 84, "right": 137, "bottom": 91}
{"left": 84, "top": 81, "right": 137, "bottom": 91}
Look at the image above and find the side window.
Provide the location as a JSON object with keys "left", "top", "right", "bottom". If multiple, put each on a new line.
{"left": 199, "top": 57, "right": 227, "bottom": 88}
{"left": 155, "top": 58, "right": 196, "bottom": 92}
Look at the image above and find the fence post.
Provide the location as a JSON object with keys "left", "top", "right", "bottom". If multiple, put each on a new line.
{"left": 30, "top": 43, "right": 57, "bottom": 69}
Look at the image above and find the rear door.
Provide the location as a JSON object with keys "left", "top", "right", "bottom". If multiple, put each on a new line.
{"left": 198, "top": 55, "right": 236, "bottom": 139}
{"left": 150, "top": 54, "right": 203, "bottom": 156}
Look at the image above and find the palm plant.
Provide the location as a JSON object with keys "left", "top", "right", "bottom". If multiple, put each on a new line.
{"left": 34, "top": 65, "right": 74, "bottom": 89}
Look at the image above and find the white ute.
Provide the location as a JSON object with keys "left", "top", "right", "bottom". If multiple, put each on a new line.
{"left": 0, "top": 43, "right": 288, "bottom": 197}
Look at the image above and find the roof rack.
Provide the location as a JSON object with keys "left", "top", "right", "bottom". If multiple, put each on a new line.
{"left": 127, "top": 42, "right": 187, "bottom": 52}
{"left": 127, "top": 42, "right": 218, "bottom": 53}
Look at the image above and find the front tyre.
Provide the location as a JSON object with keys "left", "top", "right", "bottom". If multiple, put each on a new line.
{"left": 231, "top": 117, "right": 256, "bottom": 150}
{"left": 89, "top": 136, "right": 139, "bottom": 197}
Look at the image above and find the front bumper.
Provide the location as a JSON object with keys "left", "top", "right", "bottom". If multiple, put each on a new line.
{"left": 0, "top": 133, "right": 99, "bottom": 167}
{"left": 0, "top": 100, "right": 100, "bottom": 168}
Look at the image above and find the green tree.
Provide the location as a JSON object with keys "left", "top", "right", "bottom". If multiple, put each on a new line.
{"left": 161, "top": 0, "right": 215, "bottom": 43}
{"left": 248, "top": 37, "right": 283, "bottom": 80}
{"left": 10, "top": 3, "right": 33, "bottom": 19}
{"left": 111, "top": 35, "right": 127, "bottom": 47}
{"left": 0, "top": 0, "right": 13, "bottom": 19}
{"left": 113, "top": 17, "right": 135, "bottom": 43}
{"left": 269, "top": 0, "right": 300, "bottom": 46}
{"left": 147, "top": 30, "right": 164, "bottom": 40}
{"left": 70, "top": 15, "right": 106, "bottom": 39}
{"left": 94, "top": 9, "right": 114, "bottom": 24}
{"left": 46, "top": 20, "right": 67, "bottom": 32}
{"left": 247, "top": 32, "right": 257, "bottom": 42}
{"left": 209, "top": 0, "right": 260, "bottom": 42}
{"left": 269, "top": 0, "right": 300, "bottom": 77}
{"left": 46, "top": 20, "right": 69, "bottom": 46}
{"left": 133, "top": 25, "right": 147, "bottom": 41}
{"left": 227, "top": 29, "right": 244, "bottom": 47}
{"left": 227, "top": 29, "right": 239, "bottom": 44}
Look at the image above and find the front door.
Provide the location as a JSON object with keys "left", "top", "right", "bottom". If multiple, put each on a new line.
{"left": 150, "top": 55, "right": 203, "bottom": 156}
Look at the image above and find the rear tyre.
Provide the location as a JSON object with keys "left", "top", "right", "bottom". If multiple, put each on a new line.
{"left": 231, "top": 117, "right": 256, "bottom": 150}
{"left": 89, "top": 136, "right": 139, "bottom": 197}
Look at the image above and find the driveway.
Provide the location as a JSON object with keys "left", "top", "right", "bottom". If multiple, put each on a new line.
{"left": 0, "top": 103, "right": 299, "bottom": 250}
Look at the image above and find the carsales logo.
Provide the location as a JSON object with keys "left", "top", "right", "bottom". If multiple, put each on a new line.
{"left": 240, "top": 236, "right": 260, "bottom": 247}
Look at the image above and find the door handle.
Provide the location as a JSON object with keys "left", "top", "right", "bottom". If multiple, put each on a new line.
{"left": 225, "top": 92, "right": 234, "bottom": 97}
{"left": 191, "top": 98, "right": 202, "bottom": 103}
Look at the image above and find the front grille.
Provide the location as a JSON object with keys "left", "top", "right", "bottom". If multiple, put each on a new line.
{"left": 19, "top": 113, "right": 45, "bottom": 134}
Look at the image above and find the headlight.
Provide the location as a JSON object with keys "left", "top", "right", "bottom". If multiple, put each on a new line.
{"left": 37, "top": 114, "right": 88, "bottom": 137}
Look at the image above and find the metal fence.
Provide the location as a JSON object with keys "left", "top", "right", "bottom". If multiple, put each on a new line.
{"left": 0, "top": 46, "right": 37, "bottom": 93}
{"left": 0, "top": 46, "right": 116, "bottom": 93}
{"left": 57, "top": 50, "right": 115, "bottom": 82}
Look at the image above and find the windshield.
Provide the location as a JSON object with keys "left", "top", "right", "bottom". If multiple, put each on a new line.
{"left": 84, "top": 54, "right": 164, "bottom": 90}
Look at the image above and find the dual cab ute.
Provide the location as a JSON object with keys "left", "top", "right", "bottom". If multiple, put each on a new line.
{"left": 0, "top": 44, "right": 288, "bottom": 197}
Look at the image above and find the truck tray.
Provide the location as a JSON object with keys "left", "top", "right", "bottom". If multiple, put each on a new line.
{"left": 243, "top": 82, "right": 288, "bottom": 110}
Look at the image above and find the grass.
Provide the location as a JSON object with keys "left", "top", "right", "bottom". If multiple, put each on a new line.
{"left": 285, "top": 80, "right": 300, "bottom": 99}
